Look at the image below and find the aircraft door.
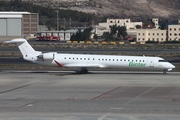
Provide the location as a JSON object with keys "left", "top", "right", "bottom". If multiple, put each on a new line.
{"left": 53, "top": 53, "right": 55, "bottom": 59}
{"left": 149, "top": 59, "right": 154, "bottom": 67}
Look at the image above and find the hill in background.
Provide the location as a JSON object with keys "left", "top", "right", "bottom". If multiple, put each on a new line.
{"left": 26, "top": 0, "right": 180, "bottom": 20}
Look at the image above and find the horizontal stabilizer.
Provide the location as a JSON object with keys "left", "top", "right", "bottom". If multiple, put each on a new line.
{"left": 4, "top": 38, "right": 26, "bottom": 43}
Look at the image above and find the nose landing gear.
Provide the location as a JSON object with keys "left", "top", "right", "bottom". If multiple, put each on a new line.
{"left": 163, "top": 69, "right": 167, "bottom": 74}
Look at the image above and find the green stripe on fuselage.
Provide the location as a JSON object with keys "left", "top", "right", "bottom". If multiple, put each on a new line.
{"left": 129, "top": 62, "right": 146, "bottom": 67}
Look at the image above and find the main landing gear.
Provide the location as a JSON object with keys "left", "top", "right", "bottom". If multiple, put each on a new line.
{"left": 76, "top": 68, "right": 88, "bottom": 74}
{"left": 163, "top": 69, "right": 167, "bottom": 74}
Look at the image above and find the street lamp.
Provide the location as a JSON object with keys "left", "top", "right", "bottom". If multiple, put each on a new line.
{"left": 56, "top": 10, "right": 59, "bottom": 31}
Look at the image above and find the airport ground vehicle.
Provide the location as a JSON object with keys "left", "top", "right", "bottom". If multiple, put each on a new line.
{"left": 36, "top": 31, "right": 60, "bottom": 41}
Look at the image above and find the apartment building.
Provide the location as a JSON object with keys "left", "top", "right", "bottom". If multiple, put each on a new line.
{"left": 152, "top": 18, "right": 159, "bottom": 29}
{"left": 98, "top": 18, "right": 142, "bottom": 31}
{"left": 168, "top": 25, "right": 180, "bottom": 41}
{"left": 128, "top": 29, "right": 166, "bottom": 42}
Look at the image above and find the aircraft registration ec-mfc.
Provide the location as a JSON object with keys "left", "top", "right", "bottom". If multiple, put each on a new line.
{"left": 5, "top": 38, "right": 175, "bottom": 74}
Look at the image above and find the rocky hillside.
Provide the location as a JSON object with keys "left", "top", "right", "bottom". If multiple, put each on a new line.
{"left": 25, "top": 0, "right": 180, "bottom": 20}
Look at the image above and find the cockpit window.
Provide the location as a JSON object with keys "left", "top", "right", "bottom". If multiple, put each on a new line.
{"left": 159, "top": 60, "right": 168, "bottom": 62}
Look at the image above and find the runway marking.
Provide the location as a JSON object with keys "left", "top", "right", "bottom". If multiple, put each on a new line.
{"left": 0, "top": 84, "right": 30, "bottom": 94}
{"left": 110, "top": 108, "right": 124, "bottom": 110}
{"left": 66, "top": 98, "right": 77, "bottom": 100}
{"left": 19, "top": 102, "right": 36, "bottom": 108}
{"left": 91, "top": 86, "right": 121, "bottom": 100}
{"left": 97, "top": 113, "right": 111, "bottom": 120}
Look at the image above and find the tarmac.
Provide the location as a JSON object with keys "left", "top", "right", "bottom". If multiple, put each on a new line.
{"left": 0, "top": 70, "right": 180, "bottom": 120}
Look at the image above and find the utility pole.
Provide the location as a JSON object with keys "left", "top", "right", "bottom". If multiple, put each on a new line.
{"left": 56, "top": 10, "right": 59, "bottom": 31}
{"left": 63, "top": 18, "right": 66, "bottom": 29}
{"left": 69, "top": 17, "right": 71, "bottom": 29}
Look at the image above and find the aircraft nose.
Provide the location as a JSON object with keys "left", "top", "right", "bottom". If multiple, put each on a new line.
{"left": 171, "top": 64, "right": 175, "bottom": 69}
{"left": 167, "top": 63, "right": 175, "bottom": 71}
{"left": 169, "top": 63, "right": 175, "bottom": 69}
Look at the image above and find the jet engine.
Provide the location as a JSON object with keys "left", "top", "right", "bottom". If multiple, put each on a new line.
{"left": 37, "top": 52, "right": 57, "bottom": 60}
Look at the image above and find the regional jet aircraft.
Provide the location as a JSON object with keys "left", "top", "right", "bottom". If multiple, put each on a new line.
{"left": 5, "top": 38, "right": 175, "bottom": 74}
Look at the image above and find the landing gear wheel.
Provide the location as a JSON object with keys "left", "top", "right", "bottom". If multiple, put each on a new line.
{"left": 163, "top": 69, "right": 167, "bottom": 74}
{"left": 80, "top": 68, "right": 88, "bottom": 74}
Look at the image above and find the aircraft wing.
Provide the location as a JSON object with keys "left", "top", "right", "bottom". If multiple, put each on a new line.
{"left": 64, "top": 64, "right": 103, "bottom": 68}
{"left": 54, "top": 60, "right": 105, "bottom": 68}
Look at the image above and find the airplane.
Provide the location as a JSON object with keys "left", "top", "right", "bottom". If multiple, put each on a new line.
{"left": 4, "top": 38, "right": 175, "bottom": 74}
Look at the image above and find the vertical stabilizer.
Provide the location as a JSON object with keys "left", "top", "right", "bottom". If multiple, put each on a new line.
{"left": 4, "top": 38, "right": 41, "bottom": 62}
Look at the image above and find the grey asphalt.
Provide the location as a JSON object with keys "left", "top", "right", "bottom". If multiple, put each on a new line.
{"left": 0, "top": 70, "right": 180, "bottom": 120}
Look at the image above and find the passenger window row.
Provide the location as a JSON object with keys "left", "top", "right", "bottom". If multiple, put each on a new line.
{"left": 64, "top": 57, "right": 145, "bottom": 62}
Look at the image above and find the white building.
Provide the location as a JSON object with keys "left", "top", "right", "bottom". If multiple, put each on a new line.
{"left": 128, "top": 29, "right": 166, "bottom": 42}
{"left": 91, "top": 25, "right": 107, "bottom": 37}
{"left": 98, "top": 18, "right": 142, "bottom": 31}
{"left": 152, "top": 18, "right": 159, "bottom": 29}
{"left": 168, "top": 25, "right": 180, "bottom": 41}
{"left": 93, "top": 18, "right": 142, "bottom": 38}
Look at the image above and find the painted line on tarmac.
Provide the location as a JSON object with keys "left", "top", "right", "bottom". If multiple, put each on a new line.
{"left": 0, "top": 84, "right": 30, "bottom": 94}
{"left": 19, "top": 102, "right": 36, "bottom": 108}
{"left": 91, "top": 86, "right": 121, "bottom": 100}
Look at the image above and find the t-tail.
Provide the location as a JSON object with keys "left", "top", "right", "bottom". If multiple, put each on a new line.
{"left": 4, "top": 38, "right": 42, "bottom": 62}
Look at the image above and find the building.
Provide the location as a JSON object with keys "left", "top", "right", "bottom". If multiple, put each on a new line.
{"left": 98, "top": 18, "right": 142, "bottom": 31}
{"left": 92, "top": 18, "right": 142, "bottom": 39}
{"left": 128, "top": 29, "right": 166, "bottom": 42}
{"left": 168, "top": 25, "right": 180, "bottom": 41}
{"left": 91, "top": 25, "right": 106, "bottom": 37}
{"left": 36, "top": 29, "right": 78, "bottom": 41}
{"left": 152, "top": 18, "right": 159, "bottom": 29}
{"left": 0, "top": 11, "right": 38, "bottom": 37}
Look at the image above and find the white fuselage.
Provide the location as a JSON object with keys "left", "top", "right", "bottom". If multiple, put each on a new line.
{"left": 33, "top": 53, "right": 175, "bottom": 71}
{"left": 4, "top": 38, "right": 175, "bottom": 72}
